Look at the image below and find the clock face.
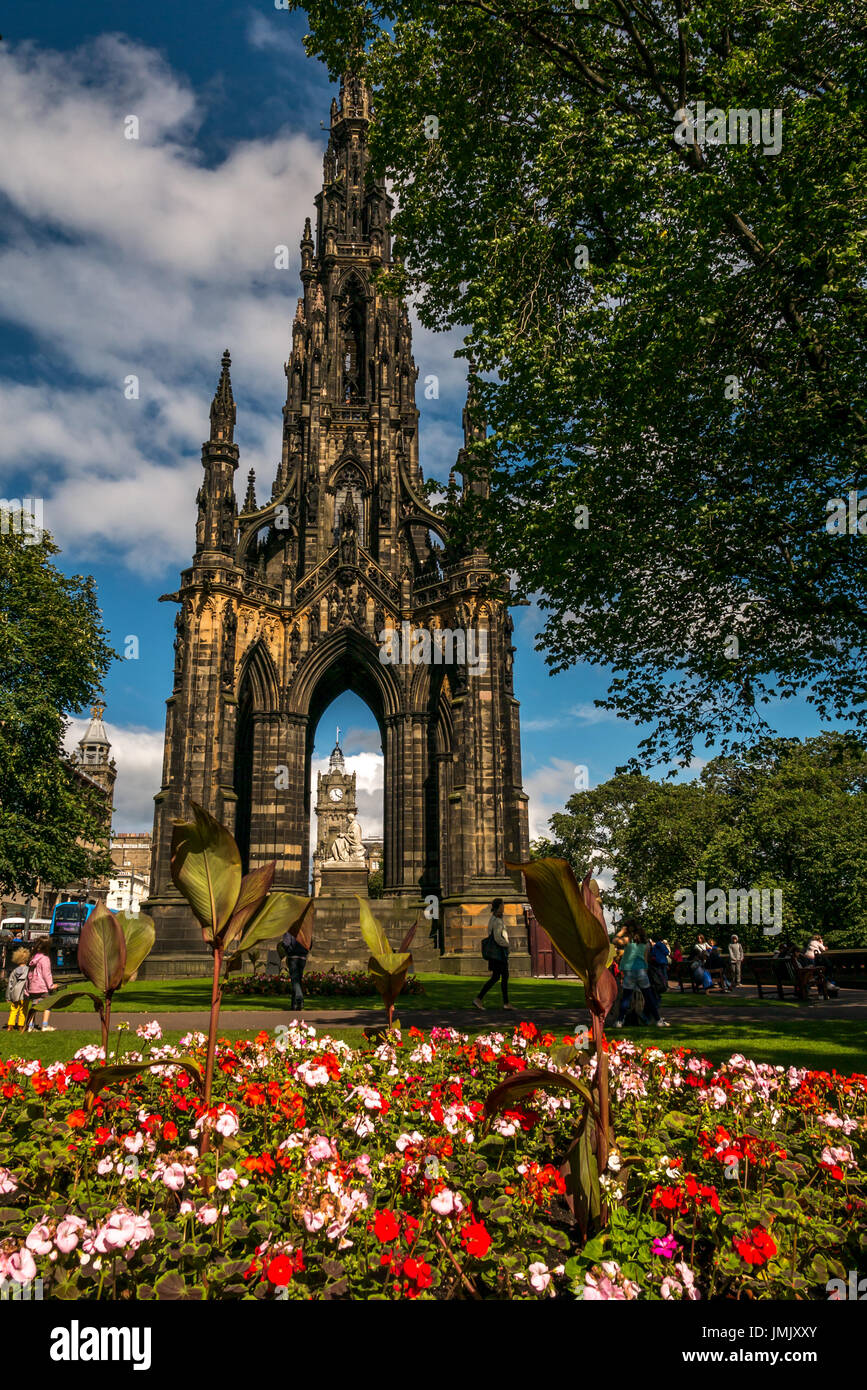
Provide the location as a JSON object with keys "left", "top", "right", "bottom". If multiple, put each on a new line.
{"left": 329, "top": 786, "right": 344, "bottom": 802}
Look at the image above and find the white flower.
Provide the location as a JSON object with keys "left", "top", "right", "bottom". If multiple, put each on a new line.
{"left": 431, "top": 1188, "right": 457, "bottom": 1216}
{"left": 214, "top": 1107, "right": 239, "bottom": 1138}
{"left": 528, "top": 1262, "right": 551, "bottom": 1293}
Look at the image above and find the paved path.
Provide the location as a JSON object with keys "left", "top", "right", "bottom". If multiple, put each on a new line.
{"left": 40, "top": 990, "right": 867, "bottom": 1034}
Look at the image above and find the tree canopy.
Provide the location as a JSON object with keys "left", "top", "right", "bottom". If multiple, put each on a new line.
{"left": 532, "top": 733, "right": 867, "bottom": 948}
{"left": 0, "top": 529, "right": 116, "bottom": 897}
{"left": 294, "top": 0, "right": 867, "bottom": 767}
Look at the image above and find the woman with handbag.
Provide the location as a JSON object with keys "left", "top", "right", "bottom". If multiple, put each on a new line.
{"left": 474, "top": 899, "right": 515, "bottom": 1010}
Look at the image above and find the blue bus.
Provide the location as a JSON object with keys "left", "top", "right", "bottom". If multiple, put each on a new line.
{"left": 49, "top": 901, "right": 96, "bottom": 971}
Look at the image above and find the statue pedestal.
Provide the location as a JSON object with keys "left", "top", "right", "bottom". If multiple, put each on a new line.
{"left": 318, "top": 862, "right": 369, "bottom": 897}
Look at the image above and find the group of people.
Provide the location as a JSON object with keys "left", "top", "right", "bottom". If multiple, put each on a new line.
{"left": 4, "top": 938, "right": 55, "bottom": 1031}
{"left": 675, "top": 934, "right": 745, "bottom": 993}
{"left": 609, "top": 924, "right": 749, "bottom": 1025}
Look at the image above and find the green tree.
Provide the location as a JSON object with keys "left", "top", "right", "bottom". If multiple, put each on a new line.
{"left": 295, "top": 0, "right": 867, "bottom": 767}
{"left": 538, "top": 734, "right": 867, "bottom": 948}
{"left": 0, "top": 529, "right": 116, "bottom": 896}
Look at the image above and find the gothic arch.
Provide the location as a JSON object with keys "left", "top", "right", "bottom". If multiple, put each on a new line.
{"left": 235, "top": 637, "right": 280, "bottom": 711}
{"left": 288, "top": 625, "right": 403, "bottom": 725}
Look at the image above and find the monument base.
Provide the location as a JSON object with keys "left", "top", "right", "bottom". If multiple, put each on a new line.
{"left": 318, "top": 862, "right": 369, "bottom": 897}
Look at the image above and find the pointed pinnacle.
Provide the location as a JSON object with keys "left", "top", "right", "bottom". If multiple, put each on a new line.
{"left": 242, "top": 468, "right": 257, "bottom": 513}
{"left": 209, "top": 348, "right": 236, "bottom": 442}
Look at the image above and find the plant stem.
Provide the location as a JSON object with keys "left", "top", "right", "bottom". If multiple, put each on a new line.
{"left": 201, "top": 946, "right": 224, "bottom": 1155}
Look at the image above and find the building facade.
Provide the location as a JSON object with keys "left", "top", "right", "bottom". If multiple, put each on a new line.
{"left": 146, "top": 74, "right": 530, "bottom": 966}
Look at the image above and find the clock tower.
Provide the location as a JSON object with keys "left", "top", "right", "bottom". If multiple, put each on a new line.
{"left": 312, "top": 731, "right": 363, "bottom": 894}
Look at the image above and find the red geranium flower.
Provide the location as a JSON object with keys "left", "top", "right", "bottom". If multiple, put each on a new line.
{"left": 460, "top": 1221, "right": 491, "bottom": 1258}
{"left": 66, "top": 1110, "right": 88, "bottom": 1129}
{"left": 267, "top": 1255, "right": 294, "bottom": 1286}
{"left": 400, "top": 1256, "right": 433, "bottom": 1297}
{"left": 163, "top": 1120, "right": 178, "bottom": 1142}
{"left": 374, "top": 1209, "right": 400, "bottom": 1243}
{"left": 733, "top": 1226, "right": 778, "bottom": 1267}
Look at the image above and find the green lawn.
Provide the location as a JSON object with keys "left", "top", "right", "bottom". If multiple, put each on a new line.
{"left": 1, "top": 1019, "right": 864, "bottom": 1072}
{"left": 46, "top": 972, "right": 790, "bottom": 1014}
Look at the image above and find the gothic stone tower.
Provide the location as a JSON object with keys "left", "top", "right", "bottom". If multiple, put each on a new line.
{"left": 146, "top": 74, "right": 530, "bottom": 968}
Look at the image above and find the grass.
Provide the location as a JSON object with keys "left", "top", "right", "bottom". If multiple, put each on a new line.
{"left": 1, "top": 1019, "right": 864, "bottom": 1073}
{"left": 45, "top": 972, "right": 792, "bottom": 1014}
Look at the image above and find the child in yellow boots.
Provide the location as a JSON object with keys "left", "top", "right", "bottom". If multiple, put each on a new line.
{"left": 5, "top": 947, "right": 30, "bottom": 1029}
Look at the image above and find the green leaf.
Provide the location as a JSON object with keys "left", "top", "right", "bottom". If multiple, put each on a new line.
{"left": 77, "top": 901, "right": 126, "bottom": 994}
{"left": 235, "top": 890, "right": 314, "bottom": 955}
{"left": 505, "top": 858, "right": 615, "bottom": 1013}
{"left": 484, "top": 1067, "right": 595, "bottom": 1119}
{"left": 222, "top": 863, "right": 276, "bottom": 950}
{"left": 38, "top": 987, "right": 101, "bottom": 1012}
{"left": 85, "top": 1055, "right": 203, "bottom": 1099}
{"left": 171, "top": 802, "right": 242, "bottom": 944}
{"left": 117, "top": 910, "right": 155, "bottom": 983}
{"left": 357, "top": 896, "right": 413, "bottom": 1011}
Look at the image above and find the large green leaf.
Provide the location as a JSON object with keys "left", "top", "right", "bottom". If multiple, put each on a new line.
{"left": 38, "top": 988, "right": 101, "bottom": 1012}
{"left": 508, "top": 857, "right": 616, "bottom": 1012}
{"left": 117, "top": 911, "right": 156, "bottom": 984}
{"left": 563, "top": 1110, "right": 603, "bottom": 1239}
{"left": 85, "top": 1056, "right": 203, "bottom": 1100}
{"left": 357, "top": 897, "right": 413, "bottom": 1011}
{"left": 222, "top": 864, "right": 276, "bottom": 950}
{"left": 171, "top": 803, "right": 242, "bottom": 944}
{"left": 483, "top": 1068, "right": 596, "bottom": 1120}
{"left": 235, "top": 892, "right": 314, "bottom": 955}
{"left": 77, "top": 902, "right": 126, "bottom": 994}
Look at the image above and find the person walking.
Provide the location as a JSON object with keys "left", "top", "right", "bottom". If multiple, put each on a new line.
{"left": 5, "top": 948, "right": 30, "bottom": 1030}
{"left": 25, "top": 938, "right": 55, "bottom": 1031}
{"left": 728, "top": 934, "right": 744, "bottom": 987}
{"left": 615, "top": 928, "right": 669, "bottom": 1028}
{"left": 278, "top": 929, "right": 310, "bottom": 1012}
{"left": 648, "top": 936, "right": 670, "bottom": 995}
{"left": 474, "top": 898, "right": 514, "bottom": 1010}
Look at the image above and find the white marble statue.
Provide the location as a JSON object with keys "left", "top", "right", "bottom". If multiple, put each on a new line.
{"left": 328, "top": 817, "right": 365, "bottom": 862}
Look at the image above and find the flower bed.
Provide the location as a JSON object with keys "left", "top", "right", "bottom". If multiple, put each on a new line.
{"left": 0, "top": 1022, "right": 863, "bottom": 1299}
{"left": 223, "top": 970, "right": 426, "bottom": 998}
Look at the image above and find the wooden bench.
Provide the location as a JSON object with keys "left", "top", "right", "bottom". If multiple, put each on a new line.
{"left": 669, "top": 959, "right": 731, "bottom": 992}
{"left": 744, "top": 953, "right": 827, "bottom": 1001}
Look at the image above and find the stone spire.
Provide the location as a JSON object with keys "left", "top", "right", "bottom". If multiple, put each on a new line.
{"left": 209, "top": 349, "right": 236, "bottom": 444}
{"left": 242, "top": 468, "right": 257, "bottom": 513}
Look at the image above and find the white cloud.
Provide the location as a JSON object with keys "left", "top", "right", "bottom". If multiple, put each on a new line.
{"left": 523, "top": 756, "right": 577, "bottom": 841}
{"left": 568, "top": 702, "right": 613, "bottom": 724}
{"left": 0, "top": 36, "right": 321, "bottom": 572}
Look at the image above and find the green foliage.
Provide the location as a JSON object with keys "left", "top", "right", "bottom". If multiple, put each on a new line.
{"left": 43, "top": 903, "right": 157, "bottom": 1054}
{"left": 0, "top": 530, "right": 115, "bottom": 896}
{"left": 0, "top": 1026, "right": 862, "bottom": 1300}
{"left": 357, "top": 896, "right": 415, "bottom": 1022}
{"left": 541, "top": 733, "right": 867, "bottom": 947}
{"left": 293, "top": 0, "right": 867, "bottom": 767}
{"left": 169, "top": 802, "right": 313, "bottom": 1112}
{"left": 367, "top": 868, "right": 384, "bottom": 898}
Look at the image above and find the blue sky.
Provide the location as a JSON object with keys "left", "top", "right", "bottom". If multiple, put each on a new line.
{"left": 0, "top": 2, "right": 830, "bottom": 839}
